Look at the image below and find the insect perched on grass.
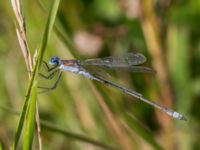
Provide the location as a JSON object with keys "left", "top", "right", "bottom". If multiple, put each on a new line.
{"left": 39, "top": 53, "right": 186, "bottom": 121}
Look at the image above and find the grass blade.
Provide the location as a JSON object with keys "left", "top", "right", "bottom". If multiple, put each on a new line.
{"left": 23, "top": 0, "right": 60, "bottom": 149}
{"left": 1, "top": 104, "right": 119, "bottom": 150}
{"left": 41, "top": 120, "right": 119, "bottom": 150}
{"left": 23, "top": 86, "right": 37, "bottom": 149}
{"left": 12, "top": 70, "right": 37, "bottom": 150}
{"left": 12, "top": 0, "right": 60, "bottom": 149}
{"left": 124, "top": 113, "right": 163, "bottom": 150}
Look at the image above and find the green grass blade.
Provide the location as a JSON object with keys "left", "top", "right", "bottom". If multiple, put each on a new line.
{"left": 124, "top": 113, "right": 163, "bottom": 150}
{"left": 41, "top": 120, "right": 119, "bottom": 150}
{"left": 12, "top": 1, "right": 60, "bottom": 150}
{"left": 1, "top": 104, "right": 118, "bottom": 150}
{"left": 12, "top": 68, "right": 38, "bottom": 150}
{"left": 23, "top": 86, "right": 37, "bottom": 149}
{"left": 95, "top": 83, "right": 163, "bottom": 150}
{"left": 36, "top": 0, "right": 82, "bottom": 58}
{"left": 0, "top": 143, "right": 2, "bottom": 150}
{"left": 38, "top": 0, "right": 61, "bottom": 66}
{"left": 23, "top": 0, "right": 60, "bottom": 149}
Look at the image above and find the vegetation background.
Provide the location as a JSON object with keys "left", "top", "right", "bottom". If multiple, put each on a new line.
{"left": 0, "top": 0, "right": 200, "bottom": 150}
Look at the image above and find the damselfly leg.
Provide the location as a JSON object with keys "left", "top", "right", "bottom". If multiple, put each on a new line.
{"left": 42, "top": 61, "right": 58, "bottom": 72}
{"left": 39, "top": 61, "right": 59, "bottom": 80}
{"left": 38, "top": 72, "right": 62, "bottom": 93}
{"left": 39, "top": 69, "right": 59, "bottom": 80}
{"left": 38, "top": 61, "right": 62, "bottom": 93}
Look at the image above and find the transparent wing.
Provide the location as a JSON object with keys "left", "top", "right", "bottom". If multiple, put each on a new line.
{"left": 103, "top": 66, "right": 155, "bottom": 73}
{"left": 79, "top": 53, "right": 146, "bottom": 67}
{"left": 83, "top": 66, "right": 112, "bottom": 79}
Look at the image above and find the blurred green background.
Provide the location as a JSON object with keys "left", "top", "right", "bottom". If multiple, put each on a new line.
{"left": 0, "top": 0, "right": 200, "bottom": 150}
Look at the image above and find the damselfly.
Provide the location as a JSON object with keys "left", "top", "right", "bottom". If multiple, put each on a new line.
{"left": 39, "top": 53, "right": 186, "bottom": 121}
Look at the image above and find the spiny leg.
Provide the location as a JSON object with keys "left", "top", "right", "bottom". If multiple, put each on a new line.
{"left": 38, "top": 63, "right": 60, "bottom": 93}
{"left": 39, "top": 68, "right": 59, "bottom": 80}
{"left": 42, "top": 61, "right": 58, "bottom": 72}
{"left": 38, "top": 72, "right": 62, "bottom": 93}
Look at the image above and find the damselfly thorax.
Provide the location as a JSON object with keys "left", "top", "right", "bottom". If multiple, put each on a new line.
{"left": 58, "top": 59, "right": 97, "bottom": 80}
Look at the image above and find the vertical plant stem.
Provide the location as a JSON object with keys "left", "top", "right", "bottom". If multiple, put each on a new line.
{"left": 139, "top": 0, "right": 175, "bottom": 149}
{"left": 11, "top": 0, "right": 60, "bottom": 149}
{"left": 23, "top": 0, "right": 60, "bottom": 149}
{"left": 11, "top": 0, "right": 42, "bottom": 149}
{"left": 90, "top": 82, "right": 134, "bottom": 150}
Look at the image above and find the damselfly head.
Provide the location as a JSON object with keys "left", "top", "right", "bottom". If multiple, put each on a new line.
{"left": 49, "top": 56, "right": 60, "bottom": 66}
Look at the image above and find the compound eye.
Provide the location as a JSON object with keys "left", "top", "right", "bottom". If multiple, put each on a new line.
{"left": 49, "top": 56, "right": 59, "bottom": 65}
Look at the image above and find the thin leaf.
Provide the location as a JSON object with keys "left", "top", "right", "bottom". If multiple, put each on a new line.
{"left": 23, "top": 0, "right": 60, "bottom": 149}
{"left": 23, "top": 86, "right": 37, "bottom": 149}
{"left": 0, "top": 143, "right": 2, "bottom": 150}
{"left": 12, "top": 69, "right": 37, "bottom": 150}
{"left": 41, "top": 120, "right": 119, "bottom": 150}
{"left": 124, "top": 113, "right": 164, "bottom": 150}
{"left": 12, "top": 0, "right": 60, "bottom": 149}
{"left": 1, "top": 104, "right": 119, "bottom": 150}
